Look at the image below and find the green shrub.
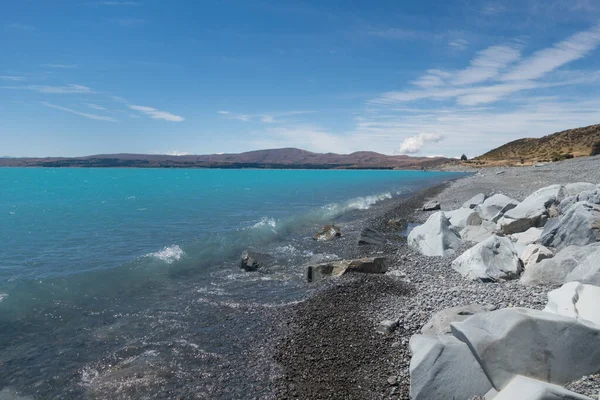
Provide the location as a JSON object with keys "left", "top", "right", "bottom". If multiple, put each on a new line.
{"left": 591, "top": 141, "right": 600, "bottom": 156}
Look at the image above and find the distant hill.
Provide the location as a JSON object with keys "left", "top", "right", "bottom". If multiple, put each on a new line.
{"left": 476, "top": 124, "right": 600, "bottom": 164}
{"left": 0, "top": 148, "right": 450, "bottom": 170}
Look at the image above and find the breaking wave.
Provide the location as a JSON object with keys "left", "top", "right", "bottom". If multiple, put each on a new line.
{"left": 147, "top": 245, "right": 184, "bottom": 264}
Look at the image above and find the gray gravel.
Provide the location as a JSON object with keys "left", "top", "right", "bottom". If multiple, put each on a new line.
{"left": 274, "top": 155, "right": 600, "bottom": 399}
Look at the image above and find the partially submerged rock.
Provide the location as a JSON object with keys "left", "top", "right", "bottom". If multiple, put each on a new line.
{"left": 422, "top": 200, "right": 441, "bottom": 211}
{"left": 452, "top": 235, "right": 523, "bottom": 282}
{"left": 312, "top": 224, "right": 342, "bottom": 241}
{"left": 421, "top": 304, "right": 495, "bottom": 336}
{"left": 544, "top": 282, "right": 600, "bottom": 327}
{"left": 462, "top": 193, "right": 486, "bottom": 209}
{"left": 407, "top": 212, "right": 462, "bottom": 257}
{"left": 540, "top": 202, "right": 600, "bottom": 250}
{"left": 358, "top": 227, "right": 386, "bottom": 246}
{"left": 451, "top": 307, "right": 600, "bottom": 389}
{"left": 306, "top": 257, "right": 386, "bottom": 282}
{"left": 240, "top": 250, "right": 274, "bottom": 271}
{"left": 498, "top": 184, "right": 565, "bottom": 234}
{"left": 409, "top": 334, "right": 492, "bottom": 400}
{"left": 521, "top": 244, "right": 600, "bottom": 286}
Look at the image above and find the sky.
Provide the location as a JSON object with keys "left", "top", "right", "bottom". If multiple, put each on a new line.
{"left": 1, "top": 0, "right": 600, "bottom": 158}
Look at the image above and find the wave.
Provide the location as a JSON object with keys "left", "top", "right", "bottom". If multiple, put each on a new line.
{"left": 146, "top": 245, "right": 184, "bottom": 264}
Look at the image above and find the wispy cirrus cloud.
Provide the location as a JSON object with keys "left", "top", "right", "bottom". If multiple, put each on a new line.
{"left": 0, "top": 76, "right": 25, "bottom": 81}
{"left": 98, "top": 1, "right": 142, "bottom": 5}
{"left": 217, "top": 110, "right": 314, "bottom": 123}
{"left": 2, "top": 84, "right": 92, "bottom": 94}
{"left": 128, "top": 104, "right": 184, "bottom": 122}
{"left": 452, "top": 45, "right": 521, "bottom": 85}
{"left": 87, "top": 103, "right": 108, "bottom": 111}
{"left": 448, "top": 39, "right": 469, "bottom": 51}
{"left": 44, "top": 64, "right": 78, "bottom": 69}
{"left": 42, "top": 102, "right": 118, "bottom": 122}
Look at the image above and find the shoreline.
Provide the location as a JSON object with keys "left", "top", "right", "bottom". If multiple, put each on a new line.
{"left": 271, "top": 155, "right": 600, "bottom": 399}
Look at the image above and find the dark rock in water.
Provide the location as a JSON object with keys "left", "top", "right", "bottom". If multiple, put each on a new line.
{"left": 422, "top": 200, "right": 441, "bottom": 211}
{"left": 358, "top": 227, "right": 386, "bottom": 246}
{"left": 240, "top": 250, "right": 274, "bottom": 271}
{"left": 312, "top": 224, "right": 342, "bottom": 241}
{"left": 306, "top": 257, "right": 387, "bottom": 282}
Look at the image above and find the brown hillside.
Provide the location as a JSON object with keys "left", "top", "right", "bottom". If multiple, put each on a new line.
{"left": 476, "top": 124, "right": 600, "bottom": 164}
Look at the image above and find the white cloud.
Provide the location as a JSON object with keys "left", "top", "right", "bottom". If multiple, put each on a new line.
{"left": 87, "top": 103, "right": 108, "bottom": 111}
{"left": 2, "top": 84, "right": 92, "bottom": 94}
{"left": 501, "top": 24, "right": 600, "bottom": 81}
{"left": 0, "top": 76, "right": 25, "bottom": 81}
{"left": 217, "top": 110, "right": 230, "bottom": 114}
{"left": 98, "top": 1, "right": 142, "bottom": 5}
{"left": 165, "top": 150, "right": 190, "bottom": 156}
{"left": 44, "top": 64, "right": 78, "bottom": 69}
{"left": 218, "top": 110, "right": 314, "bottom": 123}
{"left": 481, "top": 5, "right": 506, "bottom": 15}
{"left": 42, "top": 102, "right": 118, "bottom": 122}
{"left": 128, "top": 104, "right": 184, "bottom": 122}
{"left": 448, "top": 39, "right": 469, "bottom": 51}
{"left": 453, "top": 45, "right": 521, "bottom": 85}
{"left": 397, "top": 133, "right": 444, "bottom": 154}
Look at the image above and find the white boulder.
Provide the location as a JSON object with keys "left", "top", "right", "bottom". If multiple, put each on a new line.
{"left": 499, "top": 184, "right": 566, "bottom": 234}
{"left": 493, "top": 375, "right": 592, "bottom": 400}
{"left": 510, "top": 227, "right": 544, "bottom": 245}
{"left": 408, "top": 212, "right": 462, "bottom": 257}
{"left": 460, "top": 220, "right": 496, "bottom": 243}
{"left": 565, "top": 182, "right": 597, "bottom": 197}
{"left": 475, "top": 194, "right": 519, "bottom": 221}
{"left": 451, "top": 307, "right": 600, "bottom": 389}
{"left": 447, "top": 207, "right": 479, "bottom": 230}
{"left": 521, "top": 244, "right": 600, "bottom": 286}
{"left": 521, "top": 244, "right": 554, "bottom": 269}
{"left": 452, "top": 235, "right": 523, "bottom": 282}
{"left": 544, "top": 282, "right": 600, "bottom": 327}
{"left": 463, "top": 193, "right": 486, "bottom": 209}
{"left": 565, "top": 244, "right": 600, "bottom": 285}
{"left": 421, "top": 304, "right": 495, "bottom": 336}
{"left": 540, "top": 202, "right": 600, "bottom": 250}
{"left": 409, "top": 334, "right": 492, "bottom": 400}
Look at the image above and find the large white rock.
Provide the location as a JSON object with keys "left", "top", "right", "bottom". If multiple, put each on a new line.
{"left": 409, "top": 334, "right": 492, "bottom": 400}
{"left": 451, "top": 308, "right": 600, "bottom": 389}
{"left": 421, "top": 304, "right": 495, "bottom": 336}
{"left": 540, "top": 202, "right": 600, "bottom": 250}
{"left": 499, "top": 185, "right": 566, "bottom": 234}
{"left": 452, "top": 235, "right": 523, "bottom": 282}
{"left": 447, "top": 207, "right": 479, "bottom": 230}
{"left": 565, "top": 244, "right": 600, "bottom": 285}
{"left": 463, "top": 193, "right": 487, "bottom": 209}
{"left": 492, "top": 375, "right": 592, "bottom": 400}
{"left": 565, "top": 182, "right": 597, "bottom": 197}
{"left": 521, "top": 244, "right": 600, "bottom": 286}
{"left": 544, "top": 282, "right": 600, "bottom": 327}
{"left": 460, "top": 221, "right": 496, "bottom": 244}
{"left": 521, "top": 244, "right": 554, "bottom": 269}
{"left": 475, "top": 194, "right": 519, "bottom": 221}
{"left": 511, "top": 227, "right": 544, "bottom": 245}
{"left": 408, "top": 212, "right": 462, "bottom": 257}
{"left": 560, "top": 189, "right": 600, "bottom": 214}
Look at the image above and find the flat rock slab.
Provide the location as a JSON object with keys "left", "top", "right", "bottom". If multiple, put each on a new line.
{"left": 409, "top": 334, "right": 492, "bottom": 400}
{"left": 451, "top": 307, "right": 600, "bottom": 389}
{"left": 493, "top": 375, "right": 592, "bottom": 400}
{"left": 358, "top": 227, "right": 386, "bottom": 246}
{"left": 306, "top": 257, "right": 387, "bottom": 282}
{"left": 544, "top": 282, "right": 600, "bottom": 327}
{"left": 499, "top": 184, "right": 565, "bottom": 234}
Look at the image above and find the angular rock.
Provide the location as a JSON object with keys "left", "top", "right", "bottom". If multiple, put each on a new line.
{"left": 452, "top": 235, "right": 523, "bottom": 282}
{"left": 544, "top": 282, "right": 600, "bottom": 327}
{"left": 521, "top": 244, "right": 600, "bottom": 286}
{"left": 409, "top": 334, "right": 492, "bottom": 400}
{"left": 422, "top": 200, "right": 441, "bottom": 211}
{"left": 493, "top": 375, "right": 592, "bottom": 400}
{"left": 466, "top": 212, "right": 483, "bottom": 226}
{"left": 475, "top": 194, "right": 519, "bottom": 221}
{"left": 559, "top": 189, "right": 600, "bottom": 214}
{"left": 240, "top": 250, "right": 274, "bottom": 271}
{"left": 460, "top": 221, "right": 496, "bottom": 244}
{"left": 565, "top": 182, "right": 597, "bottom": 197}
{"left": 499, "top": 185, "right": 566, "bottom": 234}
{"left": 451, "top": 307, "right": 600, "bottom": 389}
{"left": 408, "top": 212, "right": 462, "bottom": 257}
{"left": 511, "top": 227, "right": 544, "bottom": 245}
{"left": 358, "top": 227, "right": 386, "bottom": 246}
{"left": 521, "top": 244, "right": 553, "bottom": 269}
{"left": 306, "top": 257, "right": 386, "bottom": 282}
{"left": 463, "top": 193, "right": 487, "bottom": 209}
{"left": 447, "top": 207, "right": 479, "bottom": 230}
{"left": 565, "top": 245, "right": 600, "bottom": 285}
{"left": 312, "top": 224, "right": 342, "bottom": 241}
{"left": 421, "top": 304, "right": 495, "bottom": 336}
{"left": 540, "top": 202, "right": 600, "bottom": 250}
{"left": 377, "top": 319, "right": 399, "bottom": 334}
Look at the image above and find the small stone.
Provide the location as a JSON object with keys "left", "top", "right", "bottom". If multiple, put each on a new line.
{"left": 387, "top": 375, "right": 398, "bottom": 386}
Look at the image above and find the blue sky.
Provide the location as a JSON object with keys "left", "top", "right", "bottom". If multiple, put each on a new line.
{"left": 1, "top": 0, "right": 600, "bottom": 158}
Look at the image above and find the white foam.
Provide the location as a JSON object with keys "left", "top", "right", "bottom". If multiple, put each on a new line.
{"left": 252, "top": 217, "right": 277, "bottom": 229}
{"left": 0, "top": 293, "right": 7, "bottom": 302}
{"left": 147, "top": 245, "right": 184, "bottom": 264}
{"left": 345, "top": 192, "right": 392, "bottom": 210}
